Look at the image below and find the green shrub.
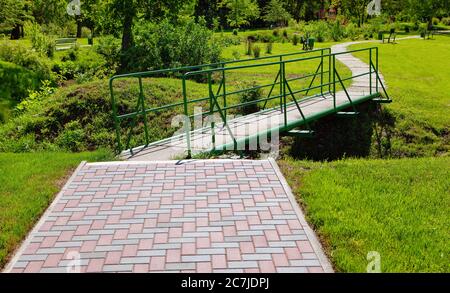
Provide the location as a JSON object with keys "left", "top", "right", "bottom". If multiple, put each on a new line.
{"left": 273, "top": 29, "right": 279, "bottom": 37}
{"left": 246, "top": 40, "right": 253, "bottom": 55}
{"left": 232, "top": 50, "right": 241, "bottom": 60}
{"left": 442, "top": 17, "right": 450, "bottom": 26}
{"left": 0, "top": 79, "right": 193, "bottom": 152}
{"left": 0, "top": 61, "right": 41, "bottom": 103}
{"left": 24, "top": 22, "right": 55, "bottom": 58}
{"left": 265, "top": 42, "right": 273, "bottom": 54}
{"left": 237, "top": 82, "right": 262, "bottom": 116}
{"left": 0, "top": 42, "right": 52, "bottom": 81}
{"left": 232, "top": 29, "right": 238, "bottom": 35}
{"left": 282, "top": 29, "right": 288, "bottom": 38}
{"left": 292, "top": 34, "right": 299, "bottom": 45}
{"left": 125, "top": 19, "right": 221, "bottom": 73}
{"left": 95, "top": 36, "right": 121, "bottom": 72}
{"left": 15, "top": 80, "right": 55, "bottom": 114}
{"left": 345, "top": 23, "right": 361, "bottom": 41}
{"left": 432, "top": 17, "right": 439, "bottom": 26}
{"left": 330, "top": 21, "right": 344, "bottom": 41}
{"left": 252, "top": 45, "right": 261, "bottom": 58}
{"left": 81, "top": 27, "right": 91, "bottom": 38}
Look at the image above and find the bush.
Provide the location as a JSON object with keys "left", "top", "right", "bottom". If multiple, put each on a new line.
{"left": 81, "top": 27, "right": 91, "bottom": 38}
{"left": 232, "top": 29, "right": 238, "bottom": 36}
{"left": 0, "top": 42, "right": 52, "bottom": 81}
{"left": 95, "top": 36, "right": 121, "bottom": 72}
{"left": 252, "top": 45, "right": 261, "bottom": 58}
{"left": 345, "top": 23, "right": 361, "bottom": 41}
{"left": 246, "top": 40, "right": 253, "bottom": 55}
{"left": 282, "top": 29, "right": 288, "bottom": 38}
{"left": 24, "top": 22, "right": 55, "bottom": 58}
{"left": 232, "top": 50, "right": 240, "bottom": 60}
{"left": 273, "top": 29, "right": 279, "bottom": 37}
{"left": 237, "top": 82, "right": 262, "bottom": 115}
{"left": 292, "top": 34, "right": 299, "bottom": 45}
{"left": 265, "top": 42, "right": 273, "bottom": 54}
{"left": 0, "top": 61, "right": 40, "bottom": 105}
{"left": 432, "top": 17, "right": 439, "bottom": 26}
{"left": 125, "top": 19, "right": 222, "bottom": 72}
{"left": 0, "top": 79, "right": 192, "bottom": 152}
{"left": 442, "top": 17, "right": 450, "bottom": 26}
{"left": 330, "top": 21, "right": 344, "bottom": 41}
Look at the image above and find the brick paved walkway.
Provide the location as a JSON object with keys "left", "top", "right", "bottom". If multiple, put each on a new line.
{"left": 5, "top": 159, "right": 332, "bottom": 273}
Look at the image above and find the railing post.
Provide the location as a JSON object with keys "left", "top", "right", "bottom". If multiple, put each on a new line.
{"left": 208, "top": 72, "right": 216, "bottom": 150}
{"left": 320, "top": 49, "right": 324, "bottom": 96}
{"left": 182, "top": 76, "right": 192, "bottom": 158}
{"left": 138, "top": 77, "right": 150, "bottom": 146}
{"left": 333, "top": 55, "right": 336, "bottom": 110}
{"left": 222, "top": 63, "right": 227, "bottom": 122}
{"left": 110, "top": 79, "right": 122, "bottom": 153}
{"left": 328, "top": 49, "right": 331, "bottom": 94}
{"left": 282, "top": 62, "right": 287, "bottom": 127}
{"left": 279, "top": 56, "right": 283, "bottom": 113}
{"left": 369, "top": 48, "right": 372, "bottom": 95}
{"left": 376, "top": 47, "right": 379, "bottom": 93}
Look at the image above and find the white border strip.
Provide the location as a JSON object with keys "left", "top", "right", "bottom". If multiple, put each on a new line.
{"left": 85, "top": 159, "right": 265, "bottom": 166}
{"left": 268, "top": 158, "right": 334, "bottom": 273}
{"left": 3, "top": 161, "right": 88, "bottom": 273}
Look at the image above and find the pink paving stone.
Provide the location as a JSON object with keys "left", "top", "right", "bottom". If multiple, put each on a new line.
{"left": 157, "top": 213, "right": 171, "bottom": 223}
{"left": 308, "top": 267, "right": 325, "bottom": 273}
{"left": 54, "top": 216, "right": 70, "bottom": 226}
{"left": 138, "top": 239, "right": 153, "bottom": 250}
{"left": 153, "top": 233, "right": 168, "bottom": 244}
{"left": 272, "top": 253, "right": 290, "bottom": 267}
{"left": 58, "top": 230, "right": 75, "bottom": 242}
{"left": 181, "top": 243, "right": 196, "bottom": 255}
{"left": 232, "top": 203, "right": 244, "bottom": 212}
{"left": 171, "top": 208, "right": 183, "bottom": 218}
{"left": 247, "top": 215, "right": 261, "bottom": 225}
{"left": 183, "top": 222, "right": 196, "bottom": 232}
{"left": 86, "top": 258, "right": 104, "bottom": 273}
{"left": 24, "top": 261, "right": 44, "bottom": 273}
{"left": 297, "top": 240, "right": 314, "bottom": 253}
{"left": 129, "top": 223, "right": 143, "bottom": 234}
{"left": 113, "top": 229, "right": 128, "bottom": 240}
{"left": 105, "top": 251, "right": 122, "bottom": 265}
{"left": 106, "top": 214, "right": 121, "bottom": 224}
{"left": 149, "top": 256, "right": 165, "bottom": 271}
{"left": 285, "top": 247, "right": 302, "bottom": 260}
{"left": 236, "top": 220, "right": 249, "bottom": 231}
{"left": 43, "top": 254, "right": 63, "bottom": 268}
{"left": 197, "top": 262, "right": 212, "bottom": 273}
{"left": 161, "top": 197, "right": 172, "bottom": 205}
{"left": 269, "top": 206, "right": 283, "bottom": 215}
{"left": 121, "top": 210, "right": 135, "bottom": 219}
{"left": 211, "top": 255, "right": 227, "bottom": 269}
{"left": 98, "top": 234, "right": 113, "bottom": 246}
{"left": 209, "top": 212, "right": 221, "bottom": 221}
{"left": 240, "top": 242, "right": 255, "bottom": 254}
{"left": 287, "top": 219, "right": 303, "bottom": 230}
{"left": 91, "top": 220, "right": 106, "bottom": 230}
{"left": 122, "top": 244, "right": 138, "bottom": 257}
{"left": 259, "top": 211, "right": 272, "bottom": 220}
{"left": 245, "top": 268, "right": 260, "bottom": 273}
{"left": 253, "top": 235, "right": 268, "bottom": 248}
{"left": 196, "top": 217, "right": 209, "bottom": 227}
{"left": 133, "top": 264, "right": 149, "bottom": 273}
{"left": 259, "top": 260, "right": 276, "bottom": 273}
{"left": 23, "top": 242, "right": 40, "bottom": 255}
{"left": 85, "top": 207, "right": 99, "bottom": 216}
{"left": 74, "top": 225, "right": 91, "bottom": 236}
{"left": 41, "top": 236, "right": 58, "bottom": 248}
{"left": 184, "top": 204, "right": 196, "bottom": 213}
{"left": 135, "top": 205, "right": 148, "bottom": 214}
{"left": 265, "top": 230, "right": 280, "bottom": 241}
{"left": 223, "top": 226, "right": 236, "bottom": 237}
{"left": 196, "top": 237, "right": 210, "bottom": 248}
{"left": 144, "top": 218, "right": 157, "bottom": 228}
{"left": 168, "top": 227, "right": 183, "bottom": 239}
{"left": 100, "top": 202, "right": 113, "bottom": 211}
{"left": 166, "top": 249, "right": 181, "bottom": 263}
{"left": 276, "top": 224, "right": 292, "bottom": 236}
{"left": 210, "top": 232, "right": 224, "bottom": 243}
{"left": 220, "top": 208, "right": 233, "bottom": 217}
{"left": 80, "top": 240, "right": 98, "bottom": 253}
{"left": 226, "top": 248, "right": 241, "bottom": 261}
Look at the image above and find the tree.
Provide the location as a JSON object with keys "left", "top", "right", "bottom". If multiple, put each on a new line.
{"left": 408, "top": 0, "right": 449, "bottom": 29}
{"left": 285, "top": 0, "right": 322, "bottom": 22}
{"left": 219, "top": 0, "right": 260, "bottom": 28}
{"left": 339, "top": 0, "right": 371, "bottom": 26}
{"left": 263, "top": 0, "right": 291, "bottom": 26}
{"left": 0, "top": 0, "right": 33, "bottom": 39}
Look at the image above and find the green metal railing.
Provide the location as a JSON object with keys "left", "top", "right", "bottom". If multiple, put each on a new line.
{"left": 110, "top": 47, "right": 390, "bottom": 156}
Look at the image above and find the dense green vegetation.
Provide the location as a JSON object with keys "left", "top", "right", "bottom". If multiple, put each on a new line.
{"left": 279, "top": 157, "right": 450, "bottom": 272}
{"left": 0, "top": 151, "right": 112, "bottom": 268}
{"left": 351, "top": 36, "right": 450, "bottom": 157}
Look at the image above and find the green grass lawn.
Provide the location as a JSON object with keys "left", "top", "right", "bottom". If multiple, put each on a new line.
{"left": 350, "top": 36, "right": 450, "bottom": 157}
{"left": 0, "top": 151, "right": 113, "bottom": 269}
{"left": 279, "top": 157, "right": 450, "bottom": 272}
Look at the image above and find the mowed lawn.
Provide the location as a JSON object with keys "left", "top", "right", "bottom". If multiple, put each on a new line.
{"left": 0, "top": 151, "right": 112, "bottom": 269}
{"left": 279, "top": 157, "right": 450, "bottom": 272}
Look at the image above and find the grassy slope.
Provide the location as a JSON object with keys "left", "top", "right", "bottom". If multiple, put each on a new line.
{"left": 350, "top": 36, "right": 450, "bottom": 156}
{"left": 279, "top": 157, "right": 450, "bottom": 272}
{"left": 0, "top": 151, "right": 112, "bottom": 268}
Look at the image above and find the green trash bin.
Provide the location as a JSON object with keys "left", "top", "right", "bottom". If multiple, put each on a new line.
{"left": 307, "top": 38, "right": 315, "bottom": 50}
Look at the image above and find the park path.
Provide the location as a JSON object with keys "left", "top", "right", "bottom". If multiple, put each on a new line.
{"left": 5, "top": 159, "right": 333, "bottom": 273}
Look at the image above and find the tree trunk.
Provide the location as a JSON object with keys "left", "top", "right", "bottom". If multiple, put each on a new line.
{"left": 10, "top": 24, "right": 20, "bottom": 40}
{"left": 120, "top": 13, "right": 134, "bottom": 71}
{"left": 76, "top": 17, "right": 82, "bottom": 38}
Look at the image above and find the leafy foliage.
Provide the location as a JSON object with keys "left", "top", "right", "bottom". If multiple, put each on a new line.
{"left": 219, "top": 0, "right": 260, "bottom": 28}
